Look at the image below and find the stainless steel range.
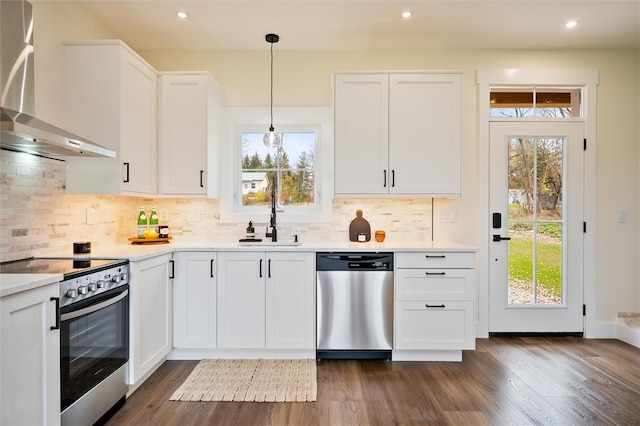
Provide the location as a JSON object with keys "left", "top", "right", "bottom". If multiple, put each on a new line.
{"left": 0, "top": 257, "right": 130, "bottom": 425}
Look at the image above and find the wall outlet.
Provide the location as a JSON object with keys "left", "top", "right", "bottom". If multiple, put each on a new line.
{"left": 438, "top": 209, "right": 456, "bottom": 223}
{"left": 187, "top": 209, "right": 201, "bottom": 222}
{"left": 86, "top": 207, "right": 95, "bottom": 225}
{"left": 617, "top": 208, "right": 628, "bottom": 223}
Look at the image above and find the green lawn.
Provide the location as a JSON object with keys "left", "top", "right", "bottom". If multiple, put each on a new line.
{"left": 508, "top": 236, "right": 562, "bottom": 295}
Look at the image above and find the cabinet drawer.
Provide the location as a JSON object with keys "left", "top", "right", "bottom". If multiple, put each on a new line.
{"left": 395, "top": 252, "right": 474, "bottom": 269}
{"left": 394, "top": 301, "right": 474, "bottom": 350}
{"left": 396, "top": 269, "right": 473, "bottom": 301}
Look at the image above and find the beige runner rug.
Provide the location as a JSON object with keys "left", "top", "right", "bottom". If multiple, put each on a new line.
{"left": 169, "top": 359, "right": 317, "bottom": 402}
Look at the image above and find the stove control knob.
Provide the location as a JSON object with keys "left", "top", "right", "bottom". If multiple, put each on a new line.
{"left": 78, "top": 286, "right": 88, "bottom": 295}
{"left": 88, "top": 283, "right": 97, "bottom": 292}
{"left": 120, "top": 272, "right": 128, "bottom": 282}
{"left": 96, "top": 280, "right": 106, "bottom": 289}
{"left": 111, "top": 275, "right": 121, "bottom": 284}
{"left": 66, "top": 288, "right": 78, "bottom": 298}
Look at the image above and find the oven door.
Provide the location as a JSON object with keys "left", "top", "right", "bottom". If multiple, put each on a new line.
{"left": 60, "top": 284, "right": 129, "bottom": 412}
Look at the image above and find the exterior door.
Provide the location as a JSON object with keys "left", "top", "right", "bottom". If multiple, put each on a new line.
{"left": 489, "top": 121, "right": 584, "bottom": 333}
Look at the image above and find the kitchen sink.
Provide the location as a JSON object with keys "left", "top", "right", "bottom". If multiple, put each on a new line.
{"left": 238, "top": 241, "right": 302, "bottom": 247}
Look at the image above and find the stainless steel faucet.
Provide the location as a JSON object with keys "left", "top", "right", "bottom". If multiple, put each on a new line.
{"left": 265, "top": 189, "right": 277, "bottom": 242}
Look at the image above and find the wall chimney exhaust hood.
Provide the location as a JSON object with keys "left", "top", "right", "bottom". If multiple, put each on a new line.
{"left": 0, "top": 0, "right": 115, "bottom": 160}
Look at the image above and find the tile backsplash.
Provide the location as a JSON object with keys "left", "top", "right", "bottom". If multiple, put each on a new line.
{"left": 1, "top": 150, "right": 432, "bottom": 262}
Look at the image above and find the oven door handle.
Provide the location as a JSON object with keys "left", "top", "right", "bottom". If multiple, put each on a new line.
{"left": 61, "top": 289, "right": 128, "bottom": 322}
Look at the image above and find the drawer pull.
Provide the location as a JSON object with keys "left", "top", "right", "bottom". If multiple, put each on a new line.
{"left": 425, "top": 304, "right": 446, "bottom": 308}
{"left": 425, "top": 272, "right": 446, "bottom": 276}
{"left": 425, "top": 255, "right": 446, "bottom": 259}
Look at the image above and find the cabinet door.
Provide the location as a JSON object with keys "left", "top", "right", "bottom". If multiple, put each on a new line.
{"left": 217, "top": 252, "right": 266, "bottom": 348}
{"left": 389, "top": 73, "right": 462, "bottom": 195}
{"left": 129, "top": 253, "right": 172, "bottom": 384}
{"left": 159, "top": 74, "right": 208, "bottom": 195}
{"left": 173, "top": 251, "right": 217, "bottom": 348}
{"left": 395, "top": 301, "right": 474, "bottom": 350}
{"left": 1, "top": 283, "right": 60, "bottom": 426}
{"left": 120, "top": 49, "right": 157, "bottom": 194}
{"left": 266, "top": 252, "right": 315, "bottom": 349}
{"left": 334, "top": 73, "right": 389, "bottom": 194}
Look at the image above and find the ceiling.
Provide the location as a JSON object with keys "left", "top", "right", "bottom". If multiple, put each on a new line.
{"left": 38, "top": 0, "right": 640, "bottom": 51}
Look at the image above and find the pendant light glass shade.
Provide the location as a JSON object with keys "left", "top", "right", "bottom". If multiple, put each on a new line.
{"left": 263, "top": 126, "right": 282, "bottom": 147}
{"left": 263, "top": 33, "right": 280, "bottom": 147}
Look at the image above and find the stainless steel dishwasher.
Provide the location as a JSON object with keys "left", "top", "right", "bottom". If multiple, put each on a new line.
{"left": 316, "top": 252, "right": 394, "bottom": 360}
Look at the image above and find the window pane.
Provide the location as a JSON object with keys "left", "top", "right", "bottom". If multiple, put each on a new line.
{"left": 241, "top": 132, "right": 315, "bottom": 207}
{"left": 507, "top": 136, "right": 564, "bottom": 306}
{"left": 490, "top": 87, "right": 581, "bottom": 118}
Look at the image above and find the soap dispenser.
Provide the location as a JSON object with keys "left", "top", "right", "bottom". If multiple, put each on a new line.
{"left": 246, "top": 221, "right": 255, "bottom": 240}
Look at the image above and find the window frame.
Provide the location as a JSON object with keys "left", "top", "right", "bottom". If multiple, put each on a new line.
{"left": 219, "top": 106, "right": 332, "bottom": 224}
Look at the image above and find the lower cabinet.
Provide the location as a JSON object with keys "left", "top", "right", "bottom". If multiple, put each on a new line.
{"left": 217, "top": 251, "right": 315, "bottom": 351}
{"left": 129, "top": 253, "right": 172, "bottom": 386}
{"left": 172, "top": 251, "right": 217, "bottom": 348}
{"left": 0, "top": 281, "right": 60, "bottom": 426}
{"left": 394, "top": 251, "right": 475, "bottom": 361}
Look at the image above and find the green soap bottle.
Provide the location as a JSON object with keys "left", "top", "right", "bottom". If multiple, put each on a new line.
{"left": 137, "top": 207, "right": 147, "bottom": 238}
{"left": 149, "top": 207, "right": 159, "bottom": 235}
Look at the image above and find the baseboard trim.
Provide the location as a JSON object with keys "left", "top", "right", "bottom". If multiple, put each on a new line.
{"left": 489, "top": 332, "right": 583, "bottom": 337}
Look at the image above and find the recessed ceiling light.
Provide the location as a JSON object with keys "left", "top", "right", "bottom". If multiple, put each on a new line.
{"left": 565, "top": 20, "right": 578, "bottom": 29}
{"left": 175, "top": 11, "right": 189, "bottom": 19}
{"left": 401, "top": 10, "right": 413, "bottom": 19}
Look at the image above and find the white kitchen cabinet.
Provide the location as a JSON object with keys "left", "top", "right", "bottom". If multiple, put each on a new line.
{"left": 64, "top": 40, "right": 157, "bottom": 195}
{"left": 394, "top": 251, "right": 475, "bottom": 361}
{"left": 1, "top": 282, "right": 60, "bottom": 425}
{"left": 172, "top": 251, "right": 217, "bottom": 348}
{"left": 129, "top": 253, "right": 172, "bottom": 386}
{"left": 334, "top": 72, "right": 462, "bottom": 196}
{"left": 158, "top": 72, "right": 221, "bottom": 197}
{"left": 217, "top": 251, "right": 314, "bottom": 351}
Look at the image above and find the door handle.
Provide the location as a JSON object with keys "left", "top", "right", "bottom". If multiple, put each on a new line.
{"left": 493, "top": 234, "right": 511, "bottom": 242}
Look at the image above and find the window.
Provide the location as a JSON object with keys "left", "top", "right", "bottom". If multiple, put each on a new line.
{"left": 219, "top": 107, "right": 332, "bottom": 224}
{"left": 241, "top": 132, "right": 315, "bottom": 207}
{"left": 490, "top": 87, "right": 582, "bottom": 118}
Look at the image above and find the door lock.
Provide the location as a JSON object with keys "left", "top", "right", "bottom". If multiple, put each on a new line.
{"left": 492, "top": 234, "right": 511, "bottom": 242}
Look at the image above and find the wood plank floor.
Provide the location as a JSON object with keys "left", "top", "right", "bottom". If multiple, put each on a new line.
{"left": 106, "top": 338, "right": 640, "bottom": 425}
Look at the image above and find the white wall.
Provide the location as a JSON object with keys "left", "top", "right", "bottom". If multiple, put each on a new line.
{"left": 29, "top": 3, "right": 640, "bottom": 334}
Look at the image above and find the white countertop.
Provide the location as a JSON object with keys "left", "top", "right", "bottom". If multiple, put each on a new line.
{"left": 0, "top": 273, "right": 62, "bottom": 298}
{"left": 43, "top": 238, "right": 477, "bottom": 261}
{"left": 1, "top": 238, "right": 477, "bottom": 297}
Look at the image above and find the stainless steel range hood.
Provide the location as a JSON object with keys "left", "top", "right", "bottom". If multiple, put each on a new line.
{"left": 0, "top": 0, "right": 115, "bottom": 159}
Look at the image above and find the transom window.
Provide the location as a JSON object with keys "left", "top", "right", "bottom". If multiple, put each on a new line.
{"left": 490, "top": 87, "right": 582, "bottom": 118}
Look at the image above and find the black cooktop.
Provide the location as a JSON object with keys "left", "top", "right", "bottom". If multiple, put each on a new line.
{"left": 0, "top": 257, "right": 128, "bottom": 278}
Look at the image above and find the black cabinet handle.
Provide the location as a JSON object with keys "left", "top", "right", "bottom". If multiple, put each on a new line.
{"left": 200, "top": 170, "right": 204, "bottom": 188}
{"left": 123, "top": 162, "right": 130, "bottom": 183}
{"left": 210, "top": 259, "right": 215, "bottom": 278}
{"left": 50, "top": 297, "right": 60, "bottom": 330}
{"left": 493, "top": 235, "right": 512, "bottom": 242}
{"left": 268, "top": 259, "right": 272, "bottom": 278}
{"left": 169, "top": 260, "right": 175, "bottom": 279}
{"left": 392, "top": 170, "right": 395, "bottom": 187}
{"left": 383, "top": 170, "right": 387, "bottom": 187}
{"left": 425, "top": 272, "right": 446, "bottom": 276}
{"left": 259, "top": 259, "right": 263, "bottom": 278}
{"left": 425, "top": 255, "right": 446, "bottom": 259}
{"left": 425, "top": 304, "right": 446, "bottom": 308}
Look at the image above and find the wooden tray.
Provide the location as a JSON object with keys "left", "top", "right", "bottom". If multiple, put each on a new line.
{"left": 128, "top": 237, "right": 172, "bottom": 245}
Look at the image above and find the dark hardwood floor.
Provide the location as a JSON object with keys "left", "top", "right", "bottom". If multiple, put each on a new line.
{"left": 106, "top": 338, "right": 640, "bottom": 425}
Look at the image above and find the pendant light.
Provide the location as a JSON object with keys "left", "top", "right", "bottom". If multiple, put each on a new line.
{"left": 263, "top": 33, "right": 282, "bottom": 147}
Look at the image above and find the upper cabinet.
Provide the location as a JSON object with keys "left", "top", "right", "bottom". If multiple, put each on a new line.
{"left": 158, "top": 72, "right": 221, "bottom": 197}
{"left": 64, "top": 40, "right": 158, "bottom": 195}
{"left": 334, "top": 72, "right": 462, "bottom": 197}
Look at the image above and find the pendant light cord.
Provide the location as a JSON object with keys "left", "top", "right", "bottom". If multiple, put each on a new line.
{"left": 269, "top": 40, "right": 274, "bottom": 129}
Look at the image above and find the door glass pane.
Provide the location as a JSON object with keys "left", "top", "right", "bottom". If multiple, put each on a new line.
{"left": 507, "top": 136, "right": 564, "bottom": 305}
{"left": 490, "top": 87, "right": 581, "bottom": 118}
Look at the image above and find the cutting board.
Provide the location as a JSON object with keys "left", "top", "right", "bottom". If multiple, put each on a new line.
{"left": 349, "top": 209, "right": 371, "bottom": 242}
